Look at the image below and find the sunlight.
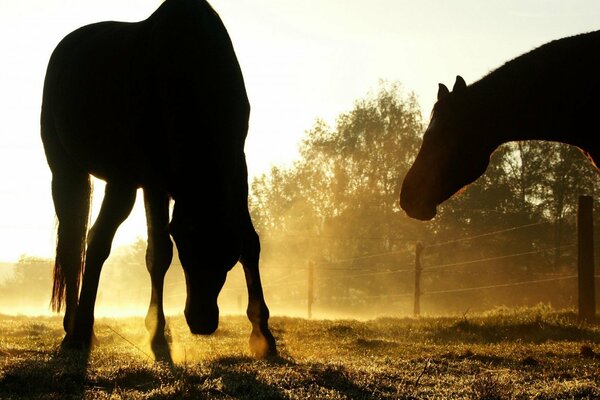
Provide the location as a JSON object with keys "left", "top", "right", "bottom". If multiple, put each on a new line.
{"left": 89, "top": 179, "right": 148, "bottom": 255}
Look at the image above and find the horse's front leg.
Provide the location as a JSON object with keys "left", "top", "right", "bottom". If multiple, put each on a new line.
{"left": 143, "top": 189, "right": 173, "bottom": 352}
{"left": 63, "top": 183, "right": 137, "bottom": 349}
{"left": 240, "top": 227, "right": 277, "bottom": 358}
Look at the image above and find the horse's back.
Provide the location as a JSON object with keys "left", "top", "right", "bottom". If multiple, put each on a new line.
{"left": 41, "top": 0, "right": 250, "bottom": 190}
{"left": 476, "top": 29, "right": 600, "bottom": 159}
{"left": 42, "top": 19, "right": 158, "bottom": 183}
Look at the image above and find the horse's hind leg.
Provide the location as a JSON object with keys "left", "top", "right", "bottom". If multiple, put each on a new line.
{"left": 51, "top": 171, "right": 91, "bottom": 336}
{"left": 143, "top": 188, "right": 173, "bottom": 349}
{"left": 64, "top": 182, "right": 137, "bottom": 349}
{"left": 240, "top": 218, "right": 277, "bottom": 358}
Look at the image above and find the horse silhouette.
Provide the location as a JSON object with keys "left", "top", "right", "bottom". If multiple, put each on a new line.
{"left": 41, "top": 0, "right": 276, "bottom": 358}
{"left": 401, "top": 30, "right": 600, "bottom": 221}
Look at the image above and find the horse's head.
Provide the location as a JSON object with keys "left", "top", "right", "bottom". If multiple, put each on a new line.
{"left": 169, "top": 201, "right": 237, "bottom": 335}
{"left": 400, "top": 75, "right": 492, "bottom": 220}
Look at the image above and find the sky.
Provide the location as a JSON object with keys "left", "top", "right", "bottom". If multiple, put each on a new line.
{"left": 0, "top": 0, "right": 599, "bottom": 265}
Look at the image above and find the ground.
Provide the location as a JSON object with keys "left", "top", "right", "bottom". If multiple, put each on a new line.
{"left": 1, "top": 306, "right": 599, "bottom": 399}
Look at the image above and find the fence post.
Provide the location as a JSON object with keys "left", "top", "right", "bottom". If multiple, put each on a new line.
{"left": 414, "top": 242, "right": 423, "bottom": 317}
{"left": 308, "top": 260, "right": 315, "bottom": 319}
{"left": 577, "top": 195, "right": 596, "bottom": 321}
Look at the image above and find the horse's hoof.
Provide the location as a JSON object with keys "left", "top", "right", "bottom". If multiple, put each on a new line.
{"left": 60, "top": 338, "right": 89, "bottom": 352}
{"left": 61, "top": 331, "right": 98, "bottom": 351}
{"left": 249, "top": 329, "right": 277, "bottom": 359}
{"left": 149, "top": 336, "right": 174, "bottom": 364}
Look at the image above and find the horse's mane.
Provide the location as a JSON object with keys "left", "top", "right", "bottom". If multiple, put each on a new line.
{"left": 474, "top": 30, "right": 600, "bottom": 96}
{"left": 428, "top": 105, "right": 435, "bottom": 122}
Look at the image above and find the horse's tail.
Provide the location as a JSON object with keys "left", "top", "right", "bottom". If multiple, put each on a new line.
{"left": 50, "top": 173, "right": 92, "bottom": 312}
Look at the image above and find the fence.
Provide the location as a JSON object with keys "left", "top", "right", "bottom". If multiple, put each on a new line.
{"left": 1, "top": 199, "right": 595, "bottom": 321}
{"left": 288, "top": 195, "right": 597, "bottom": 320}
{"left": 157, "top": 197, "right": 593, "bottom": 320}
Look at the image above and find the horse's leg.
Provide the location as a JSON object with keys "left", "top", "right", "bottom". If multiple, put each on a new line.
{"left": 64, "top": 182, "right": 137, "bottom": 349}
{"left": 240, "top": 217, "right": 277, "bottom": 358}
{"left": 51, "top": 171, "right": 91, "bottom": 336}
{"left": 142, "top": 188, "right": 173, "bottom": 349}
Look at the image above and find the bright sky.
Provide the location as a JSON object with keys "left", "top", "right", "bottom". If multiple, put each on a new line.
{"left": 0, "top": 0, "right": 598, "bottom": 263}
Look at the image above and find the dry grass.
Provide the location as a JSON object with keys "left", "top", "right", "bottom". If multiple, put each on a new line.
{"left": 0, "top": 306, "right": 599, "bottom": 399}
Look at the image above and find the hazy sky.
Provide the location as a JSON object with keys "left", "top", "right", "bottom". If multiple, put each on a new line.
{"left": 0, "top": 0, "right": 599, "bottom": 263}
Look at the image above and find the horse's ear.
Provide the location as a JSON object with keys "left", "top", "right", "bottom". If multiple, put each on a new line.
{"left": 453, "top": 75, "right": 467, "bottom": 92}
{"left": 437, "top": 83, "right": 450, "bottom": 100}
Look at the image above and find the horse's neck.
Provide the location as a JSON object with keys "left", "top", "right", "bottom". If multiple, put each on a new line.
{"left": 464, "top": 32, "right": 600, "bottom": 153}
{"left": 466, "top": 79, "right": 578, "bottom": 151}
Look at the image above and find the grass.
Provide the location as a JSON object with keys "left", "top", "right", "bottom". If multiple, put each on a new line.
{"left": 1, "top": 306, "right": 599, "bottom": 399}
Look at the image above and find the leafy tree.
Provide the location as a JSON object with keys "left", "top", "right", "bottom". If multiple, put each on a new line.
{"left": 250, "top": 82, "right": 427, "bottom": 310}
{"left": 536, "top": 142, "right": 598, "bottom": 268}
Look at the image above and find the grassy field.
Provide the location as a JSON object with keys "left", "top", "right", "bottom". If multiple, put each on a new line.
{"left": 1, "top": 306, "right": 599, "bottom": 399}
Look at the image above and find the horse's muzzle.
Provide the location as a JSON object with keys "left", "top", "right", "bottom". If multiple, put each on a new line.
{"left": 400, "top": 192, "right": 437, "bottom": 221}
{"left": 185, "top": 304, "right": 219, "bottom": 335}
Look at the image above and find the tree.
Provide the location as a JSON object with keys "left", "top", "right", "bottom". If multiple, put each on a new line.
{"left": 536, "top": 142, "right": 598, "bottom": 268}
{"left": 250, "top": 82, "right": 427, "bottom": 311}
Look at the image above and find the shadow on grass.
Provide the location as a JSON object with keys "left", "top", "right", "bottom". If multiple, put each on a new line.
{"left": 205, "top": 356, "right": 288, "bottom": 399}
{"left": 0, "top": 351, "right": 288, "bottom": 399}
{"left": 302, "top": 362, "right": 383, "bottom": 400}
{"left": 204, "top": 355, "right": 379, "bottom": 400}
{"left": 428, "top": 317, "right": 600, "bottom": 344}
{"left": 0, "top": 347, "right": 89, "bottom": 399}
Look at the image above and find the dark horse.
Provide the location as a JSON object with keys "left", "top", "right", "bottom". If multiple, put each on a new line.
{"left": 41, "top": 0, "right": 276, "bottom": 358}
{"left": 401, "top": 30, "right": 600, "bottom": 221}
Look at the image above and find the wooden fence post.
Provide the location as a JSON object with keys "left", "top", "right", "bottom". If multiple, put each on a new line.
{"left": 414, "top": 242, "right": 423, "bottom": 317}
{"left": 308, "top": 260, "right": 315, "bottom": 319}
{"left": 578, "top": 195, "right": 596, "bottom": 321}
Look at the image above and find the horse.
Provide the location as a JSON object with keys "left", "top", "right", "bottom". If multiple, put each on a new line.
{"left": 40, "top": 0, "right": 276, "bottom": 358}
{"left": 400, "top": 30, "right": 600, "bottom": 221}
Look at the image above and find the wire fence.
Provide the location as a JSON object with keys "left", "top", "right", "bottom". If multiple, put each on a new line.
{"left": 1, "top": 212, "right": 594, "bottom": 320}
{"left": 258, "top": 218, "right": 591, "bottom": 317}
